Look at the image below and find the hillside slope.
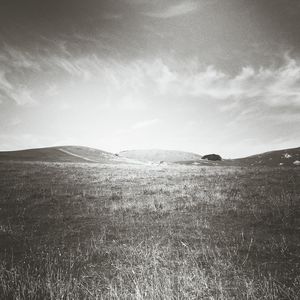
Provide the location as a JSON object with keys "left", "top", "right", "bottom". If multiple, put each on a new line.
{"left": 176, "top": 146, "right": 300, "bottom": 167}
{"left": 119, "top": 149, "right": 202, "bottom": 162}
{"left": 235, "top": 146, "right": 300, "bottom": 167}
{"left": 0, "top": 146, "right": 129, "bottom": 164}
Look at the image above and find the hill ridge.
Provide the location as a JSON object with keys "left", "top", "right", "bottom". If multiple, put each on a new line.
{"left": 119, "top": 149, "right": 202, "bottom": 163}
{"left": 0, "top": 146, "right": 125, "bottom": 164}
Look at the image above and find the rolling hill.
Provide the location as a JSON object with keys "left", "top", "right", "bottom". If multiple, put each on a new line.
{"left": 0, "top": 146, "right": 131, "bottom": 164}
{"left": 176, "top": 146, "right": 300, "bottom": 167}
{"left": 119, "top": 149, "right": 202, "bottom": 163}
{"left": 1, "top": 145, "right": 299, "bottom": 167}
{"left": 234, "top": 146, "right": 300, "bottom": 167}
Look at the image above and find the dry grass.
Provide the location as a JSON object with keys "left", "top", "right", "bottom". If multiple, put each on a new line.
{"left": 0, "top": 161, "right": 299, "bottom": 299}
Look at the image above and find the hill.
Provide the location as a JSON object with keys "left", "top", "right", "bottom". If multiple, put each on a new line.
{"left": 176, "top": 146, "right": 300, "bottom": 167}
{"left": 235, "top": 146, "right": 300, "bottom": 167}
{"left": 119, "top": 149, "right": 202, "bottom": 162}
{"left": 0, "top": 146, "right": 131, "bottom": 164}
{"left": 1, "top": 145, "right": 299, "bottom": 167}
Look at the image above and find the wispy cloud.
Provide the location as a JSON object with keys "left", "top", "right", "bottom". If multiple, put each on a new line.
{"left": 2, "top": 42, "right": 300, "bottom": 115}
{"left": 2, "top": 45, "right": 40, "bottom": 71}
{"left": 0, "top": 71, "right": 36, "bottom": 106}
{"left": 0, "top": 47, "right": 39, "bottom": 106}
{"left": 144, "top": 1, "right": 198, "bottom": 18}
{"left": 0, "top": 71, "right": 12, "bottom": 91}
{"left": 0, "top": 77, "right": 36, "bottom": 106}
{"left": 9, "top": 88, "right": 36, "bottom": 106}
{"left": 0, "top": 71, "right": 12, "bottom": 104}
{"left": 142, "top": 57, "right": 300, "bottom": 110}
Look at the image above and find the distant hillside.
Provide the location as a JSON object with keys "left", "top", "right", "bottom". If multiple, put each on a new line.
{"left": 235, "top": 146, "right": 300, "bottom": 167}
{"left": 0, "top": 146, "right": 131, "bottom": 164}
{"left": 176, "top": 146, "right": 300, "bottom": 167}
{"left": 119, "top": 149, "right": 202, "bottom": 162}
{"left": 1, "top": 146, "right": 299, "bottom": 167}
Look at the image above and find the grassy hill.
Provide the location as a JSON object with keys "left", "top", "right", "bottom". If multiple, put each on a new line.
{"left": 234, "top": 146, "right": 300, "bottom": 167}
{"left": 0, "top": 146, "right": 132, "bottom": 164}
{"left": 176, "top": 146, "right": 300, "bottom": 167}
{"left": 2, "top": 145, "right": 299, "bottom": 167}
{"left": 119, "top": 149, "right": 202, "bottom": 162}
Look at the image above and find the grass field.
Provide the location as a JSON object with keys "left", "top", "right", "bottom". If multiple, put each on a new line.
{"left": 0, "top": 161, "right": 299, "bottom": 299}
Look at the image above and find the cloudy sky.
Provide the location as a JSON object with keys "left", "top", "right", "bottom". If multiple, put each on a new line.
{"left": 0, "top": 0, "right": 300, "bottom": 158}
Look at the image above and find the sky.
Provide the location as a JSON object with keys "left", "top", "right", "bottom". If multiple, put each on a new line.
{"left": 0, "top": 0, "right": 300, "bottom": 158}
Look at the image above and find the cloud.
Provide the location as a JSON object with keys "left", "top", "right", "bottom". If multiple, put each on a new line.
{"left": 144, "top": 1, "right": 198, "bottom": 18}
{"left": 2, "top": 45, "right": 40, "bottom": 71}
{"left": 40, "top": 54, "right": 300, "bottom": 118}
{"left": 9, "top": 88, "right": 36, "bottom": 106}
{"left": 1, "top": 42, "right": 300, "bottom": 119}
{"left": 141, "top": 57, "right": 300, "bottom": 110}
{"left": 0, "top": 71, "right": 36, "bottom": 106}
{"left": 0, "top": 71, "right": 12, "bottom": 91}
{"left": 51, "top": 56, "right": 92, "bottom": 81}
{"left": 0, "top": 45, "right": 299, "bottom": 155}
{"left": 0, "top": 47, "right": 40, "bottom": 106}
{"left": 0, "top": 69, "right": 36, "bottom": 106}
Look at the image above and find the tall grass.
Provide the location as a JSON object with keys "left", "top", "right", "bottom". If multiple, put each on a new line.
{"left": 0, "top": 162, "right": 299, "bottom": 299}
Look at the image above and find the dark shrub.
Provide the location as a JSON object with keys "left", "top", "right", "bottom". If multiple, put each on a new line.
{"left": 202, "top": 154, "right": 222, "bottom": 161}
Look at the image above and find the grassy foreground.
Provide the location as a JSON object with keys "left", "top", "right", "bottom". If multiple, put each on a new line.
{"left": 0, "top": 161, "right": 299, "bottom": 299}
